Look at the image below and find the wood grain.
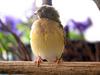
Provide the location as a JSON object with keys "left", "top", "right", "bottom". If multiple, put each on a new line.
{"left": 0, "top": 61, "right": 100, "bottom": 75}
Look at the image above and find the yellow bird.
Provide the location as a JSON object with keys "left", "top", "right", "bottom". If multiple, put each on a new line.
{"left": 30, "top": 5, "right": 64, "bottom": 66}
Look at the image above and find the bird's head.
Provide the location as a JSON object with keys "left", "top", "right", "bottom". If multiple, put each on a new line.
{"left": 35, "top": 5, "right": 60, "bottom": 23}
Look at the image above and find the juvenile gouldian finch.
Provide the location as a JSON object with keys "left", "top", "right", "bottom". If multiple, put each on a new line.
{"left": 30, "top": 5, "right": 64, "bottom": 66}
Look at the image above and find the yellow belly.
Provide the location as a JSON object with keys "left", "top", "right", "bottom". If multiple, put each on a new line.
{"left": 30, "top": 18, "right": 64, "bottom": 61}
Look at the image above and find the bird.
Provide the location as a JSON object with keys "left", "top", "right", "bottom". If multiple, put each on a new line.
{"left": 30, "top": 5, "right": 64, "bottom": 66}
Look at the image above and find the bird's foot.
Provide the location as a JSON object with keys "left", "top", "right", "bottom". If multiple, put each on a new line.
{"left": 34, "top": 56, "right": 43, "bottom": 67}
{"left": 54, "top": 57, "right": 62, "bottom": 64}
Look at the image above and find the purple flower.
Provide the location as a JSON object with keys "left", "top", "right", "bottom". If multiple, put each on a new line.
{"left": 0, "top": 23, "right": 2, "bottom": 31}
{"left": 66, "top": 18, "right": 92, "bottom": 32}
{"left": 0, "top": 16, "right": 22, "bottom": 36}
{"left": 64, "top": 25, "right": 69, "bottom": 33}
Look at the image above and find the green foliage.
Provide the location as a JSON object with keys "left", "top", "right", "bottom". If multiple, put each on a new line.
{"left": 0, "top": 33, "right": 17, "bottom": 51}
{"left": 17, "top": 23, "right": 30, "bottom": 44}
{"left": 69, "top": 32, "right": 84, "bottom": 40}
{"left": 0, "top": 17, "right": 33, "bottom": 60}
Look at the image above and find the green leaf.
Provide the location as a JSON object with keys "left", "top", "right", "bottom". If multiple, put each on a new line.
{"left": 69, "top": 32, "right": 84, "bottom": 40}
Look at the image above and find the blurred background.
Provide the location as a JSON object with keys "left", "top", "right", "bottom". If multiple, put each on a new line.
{"left": 0, "top": 0, "right": 100, "bottom": 61}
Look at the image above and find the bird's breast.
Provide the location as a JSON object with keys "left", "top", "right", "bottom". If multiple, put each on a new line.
{"left": 30, "top": 19, "right": 64, "bottom": 60}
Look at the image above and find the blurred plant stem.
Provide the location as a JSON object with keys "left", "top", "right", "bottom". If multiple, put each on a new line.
{"left": 0, "top": 19, "right": 32, "bottom": 61}
{"left": 42, "top": 0, "right": 52, "bottom": 5}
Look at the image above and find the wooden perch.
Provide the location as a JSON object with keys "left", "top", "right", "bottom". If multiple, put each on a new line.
{"left": 0, "top": 61, "right": 100, "bottom": 75}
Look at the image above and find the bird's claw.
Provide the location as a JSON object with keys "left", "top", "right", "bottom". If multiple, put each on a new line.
{"left": 54, "top": 57, "right": 62, "bottom": 64}
{"left": 34, "top": 56, "right": 43, "bottom": 67}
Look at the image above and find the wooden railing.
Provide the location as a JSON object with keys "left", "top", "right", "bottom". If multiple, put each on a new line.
{"left": 0, "top": 61, "right": 100, "bottom": 75}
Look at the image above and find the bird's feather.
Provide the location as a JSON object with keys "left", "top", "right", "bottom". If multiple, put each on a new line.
{"left": 30, "top": 18, "right": 64, "bottom": 61}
